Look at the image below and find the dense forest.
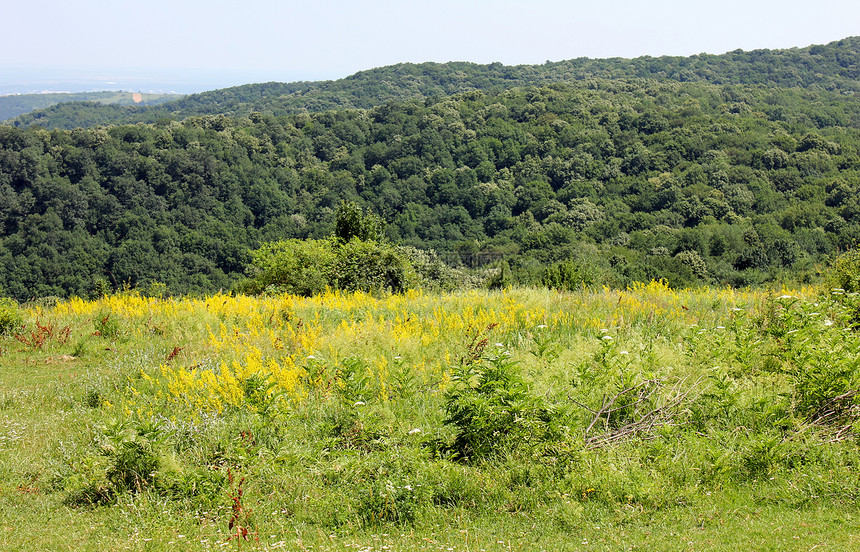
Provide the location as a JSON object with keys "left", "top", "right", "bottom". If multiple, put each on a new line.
{"left": 7, "top": 37, "right": 859, "bottom": 130}
{"left": 2, "top": 65, "right": 860, "bottom": 300}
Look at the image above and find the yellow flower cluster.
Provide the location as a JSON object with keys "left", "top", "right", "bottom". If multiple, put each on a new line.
{"left": 41, "top": 282, "right": 814, "bottom": 418}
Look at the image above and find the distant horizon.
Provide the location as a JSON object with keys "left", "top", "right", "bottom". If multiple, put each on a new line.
{"left": 0, "top": 67, "right": 342, "bottom": 96}
{"left": 2, "top": 33, "right": 856, "bottom": 97}
{"left": 4, "top": 0, "right": 858, "bottom": 97}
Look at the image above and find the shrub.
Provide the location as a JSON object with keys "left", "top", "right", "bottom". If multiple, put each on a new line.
{"left": 0, "top": 297, "right": 23, "bottom": 336}
{"left": 438, "top": 354, "right": 563, "bottom": 462}
{"left": 239, "top": 239, "right": 338, "bottom": 296}
{"left": 828, "top": 248, "right": 860, "bottom": 327}
{"left": 487, "top": 260, "right": 513, "bottom": 289}
{"left": 541, "top": 258, "right": 597, "bottom": 290}
{"left": 240, "top": 238, "right": 415, "bottom": 296}
{"left": 334, "top": 239, "right": 414, "bottom": 294}
{"left": 830, "top": 248, "right": 860, "bottom": 293}
{"left": 398, "top": 246, "right": 479, "bottom": 291}
{"left": 334, "top": 201, "right": 385, "bottom": 243}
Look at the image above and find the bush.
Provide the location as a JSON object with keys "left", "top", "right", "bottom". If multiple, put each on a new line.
{"left": 541, "top": 258, "right": 597, "bottom": 290}
{"left": 398, "top": 247, "right": 479, "bottom": 291}
{"left": 334, "top": 201, "right": 385, "bottom": 243}
{"left": 438, "top": 354, "right": 563, "bottom": 462}
{"left": 0, "top": 298, "right": 23, "bottom": 336}
{"left": 334, "top": 239, "right": 415, "bottom": 294}
{"left": 238, "top": 239, "right": 338, "bottom": 296}
{"left": 830, "top": 248, "right": 860, "bottom": 293}
{"left": 829, "top": 248, "right": 860, "bottom": 326}
{"left": 239, "top": 238, "right": 415, "bottom": 296}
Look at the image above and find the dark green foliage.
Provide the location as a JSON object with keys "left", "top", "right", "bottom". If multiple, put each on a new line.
{"left": 334, "top": 201, "right": 385, "bottom": 243}
{"left": 3, "top": 45, "right": 860, "bottom": 298}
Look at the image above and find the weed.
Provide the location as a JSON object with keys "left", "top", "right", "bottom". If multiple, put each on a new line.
{"left": 83, "top": 388, "right": 103, "bottom": 409}
{"left": 241, "top": 372, "right": 282, "bottom": 417}
{"left": 225, "top": 469, "right": 258, "bottom": 546}
{"left": 461, "top": 322, "right": 499, "bottom": 365}
{"left": 335, "top": 357, "right": 372, "bottom": 404}
{"left": 388, "top": 355, "right": 415, "bottom": 399}
{"left": 528, "top": 324, "right": 561, "bottom": 362}
{"left": 93, "top": 312, "right": 122, "bottom": 340}
{"left": 14, "top": 320, "right": 70, "bottom": 349}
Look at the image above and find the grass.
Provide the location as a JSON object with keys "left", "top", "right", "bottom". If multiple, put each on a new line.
{"left": 1, "top": 283, "right": 859, "bottom": 550}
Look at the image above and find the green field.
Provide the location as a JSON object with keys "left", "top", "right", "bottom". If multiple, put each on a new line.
{"left": 1, "top": 283, "right": 859, "bottom": 550}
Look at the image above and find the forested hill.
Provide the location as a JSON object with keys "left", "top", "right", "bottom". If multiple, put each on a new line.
{"left": 7, "top": 37, "right": 859, "bottom": 130}
{"left": 2, "top": 78, "right": 859, "bottom": 300}
{"left": 0, "top": 92, "right": 182, "bottom": 124}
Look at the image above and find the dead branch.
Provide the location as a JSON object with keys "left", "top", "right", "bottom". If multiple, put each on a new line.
{"left": 579, "top": 376, "right": 705, "bottom": 450}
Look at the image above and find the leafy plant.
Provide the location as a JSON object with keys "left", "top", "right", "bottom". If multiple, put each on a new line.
{"left": 439, "top": 353, "right": 562, "bottom": 462}
{"left": 0, "top": 298, "right": 23, "bottom": 336}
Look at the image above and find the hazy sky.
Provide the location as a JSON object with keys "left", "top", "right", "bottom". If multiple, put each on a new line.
{"left": 2, "top": 0, "right": 858, "bottom": 91}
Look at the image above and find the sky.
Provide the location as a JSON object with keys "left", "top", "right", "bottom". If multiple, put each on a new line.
{"left": 2, "top": 0, "right": 858, "bottom": 94}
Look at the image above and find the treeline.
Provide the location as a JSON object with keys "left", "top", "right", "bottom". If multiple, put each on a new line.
{"left": 1, "top": 77, "right": 859, "bottom": 300}
{"left": 8, "top": 37, "right": 859, "bottom": 130}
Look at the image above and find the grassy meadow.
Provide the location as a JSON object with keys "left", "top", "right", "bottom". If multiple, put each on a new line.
{"left": 1, "top": 282, "right": 859, "bottom": 550}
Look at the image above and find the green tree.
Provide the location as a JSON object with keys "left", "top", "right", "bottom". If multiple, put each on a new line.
{"left": 334, "top": 201, "right": 385, "bottom": 243}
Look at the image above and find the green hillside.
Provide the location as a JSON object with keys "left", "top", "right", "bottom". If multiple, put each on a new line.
{"left": 7, "top": 37, "right": 859, "bottom": 130}
{"left": 1, "top": 77, "right": 859, "bottom": 299}
{"left": 0, "top": 91, "right": 182, "bottom": 123}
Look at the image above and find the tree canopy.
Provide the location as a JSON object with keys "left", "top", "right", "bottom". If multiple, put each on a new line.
{"left": 2, "top": 60, "right": 860, "bottom": 299}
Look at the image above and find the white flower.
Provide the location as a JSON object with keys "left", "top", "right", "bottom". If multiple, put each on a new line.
{"left": 495, "top": 342, "right": 504, "bottom": 347}
{"left": 408, "top": 428, "right": 421, "bottom": 435}
{"left": 778, "top": 294, "right": 792, "bottom": 299}
{"left": 601, "top": 335, "right": 613, "bottom": 341}
{"left": 599, "top": 328, "right": 610, "bottom": 333}
{"left": 824, "top": 319, "right": 834, "bottom": 326}
{"left": 353, "top": 401, "right": 366, "bottom": 407}
{"left": 307, "top": 355, "right": 316, "bottom": 359}
{"left": 619, "top": 350, "right": 629, "bottom": 355}
{"left": 536, "top": 324, "right": 548, "bottom": 329}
